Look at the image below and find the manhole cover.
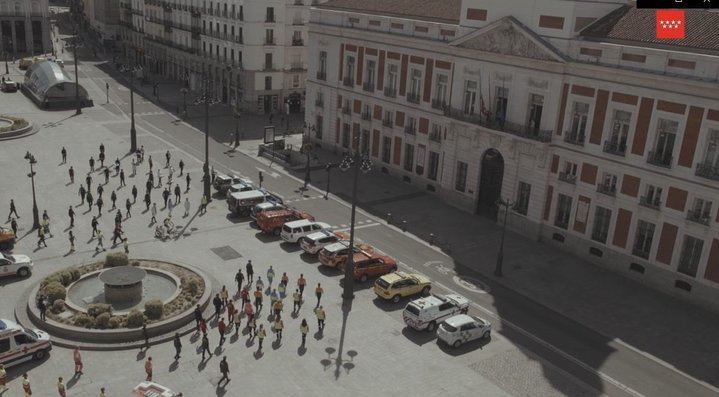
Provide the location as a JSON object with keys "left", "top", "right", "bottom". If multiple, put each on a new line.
{"left": 210, "top": 246, "right": 242, "bottom": 261}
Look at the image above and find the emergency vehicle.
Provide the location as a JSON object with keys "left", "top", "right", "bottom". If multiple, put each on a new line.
{"left": 255, "top": 209, "right": 314, "bottom": 236}
{"left": 0, "top": 319, "right": 52, "bottom": 367}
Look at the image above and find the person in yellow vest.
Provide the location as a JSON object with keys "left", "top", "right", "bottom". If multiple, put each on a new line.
{"left": 57, "top": 377, "right": 67, "bottom": 397}
{"left": 0, "top": 364, "right": 7, "bottom": 392}
{"left": 274, "top": 317, "right": 284, "bottom": 342}
{"left": 219, "top": 285, "right": 229, "bottom": 308}
{"left": 257, "top": 324, "right": 266, "bottom": 350}
{"left": 300, "top": 318, "right": 309, "bottom": 346}
{"left": 292, "top": 289, "right": 302, "bottom": 312}
{"left": 100, "top": 387, "right": 106, "bottom": 397}
{"left": 277, "top": 282, "right": 286, "bottom": 296}
{"left": 22, "top": 373, "right": 31, "bottom": 396}
{"left": 314, "top": 306, "right": 326, "bottom": 332}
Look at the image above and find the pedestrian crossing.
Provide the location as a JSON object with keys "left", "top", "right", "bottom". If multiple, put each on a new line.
{"left": 284, "top": 195, "right": 325, "bottom": 204}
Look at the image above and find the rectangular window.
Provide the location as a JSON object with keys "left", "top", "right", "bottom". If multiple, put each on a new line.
{"left": 702, "top": 129, "right": 719, "bottom": 169}
{"left": 382, "top": 136, "right": 392, "bottom": 163}
{"left": 365, "top": 60, "right": 376, "bottom": 87}
{"left": 344, "top": 56, "right": 355, "bottom": 85}
{"left": 455, "top": 161, "right": 468, "bottom": 192}
{"left": 632, "top": 220, "right": 655, "bottom": 259}
{"left": 515, "top": 182, "right": 531, "bottom": 215}
{"left": 607, "top": 110, "right": 631, "bottom": 153}
{"left": 591, "top": 206, "right": 612, "bottom": 244}
{"left": 361, "top": 130, "right": 370, "bottom": 154}
{"left": 643, "top": 184, "right": 663, "bottom": 208}
{"left": 567, "top": 101, "right": 589, "bottom": 144}
{"left": 387, "top": 64, "right": 398, "bottom": 90}
{"left": 495, "top": 86, "right": 508, "bottom": 123}
{"left": 678, "top": 236, "right": 703, "bottom": 277}
{"left": 463, "top": 81, "right": 477, "bottom": 115}
{"left": 265, "top": 29, "right": 274, "bottom": 44}
{"left": 383, "top": 110, "right": 393, "bottom": 126}
{"left": 264, "top": 76, "right": 272, "bottom": 90}
{"left": 315, "top": 115, "right": 323, "bottom": 139}
{"left": 406, "top": 117, "right": 416, "bottom": 134}
{"left": 265, "top": 53, "right": 273, "bottom": 70}
{"left": 404, "top": 144, "right": 414, "bottom": 172}
{"left": 650, "top": 119, "right": 678, "bottom": 167}
{"left": 528, "top": 94, "right": 545, "bottom": 135}
{"left": 409, "top": 69, "right": 421, "bottom": 96}
{"left": 598, "top": 172, "right": 617, "bottom": 195}
{"left": 319, "top": 51, "right": 327, "bottom": 74}
{"left": 292, "top": 74, "right": 300, "bottom": 88}
{"left": 554, "top": 194, "right": 573, "bottom": 229}
{"left": 427, "top": 151, "right": 440, "bottom": 181}
{"left": 342, "top": 124, "right": 351, "bottom": 149}
{"left": 266, "top": 7, "right": 274, "bottom": 22}
{"left": 689, "top": 197, "right": 713, "bottom": 224}
{"left": 434, "top": 74, "right": 448, "bottom": 105}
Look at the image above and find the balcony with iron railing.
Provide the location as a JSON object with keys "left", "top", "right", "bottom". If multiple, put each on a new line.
{"left": 266, "top": 15, "right": 276, "bottom": 23}
{"left": 292, "top": 38, "right": 304, "bottom": 46}
{"left": 563, "top": 131, "right": 585, "bottom": 146}
{"left": 445, "top": 108, "right": 553, "bottom": 143}
{"left": 558, "top": 172, "right": 576, "bottom": 184}
{"left": 406, "top": 92, "right": 421, "bottom": 104}
{"left": 404, "top": 125, "right": 416, "bottom": 135}
{"left": 233, "top": 35, "right": 243, "bottom": 44}
{"left": 362, "top": 82, "right": 374, "bottom": 92}
{"left": 315, "top": 99, "right": 323, "bottom": 108}
{"left": 384, "top": 87, "right": 397, "bottom": 98}
{"left": 695, "top": 162, "right": 719, "bottom": 181}
{"left": 382, "top": 118, "right": 393, "bottom": 127}
{"left": 292, "top": 19, "right": 305, "bottom": 25}
{"left": 341, "top": 106, "right": 351, "bottom": 115}
{"left": 596, "top": 183, "right": 617, "bottom": 196}
{"left": 632, "top": 244, "right": 651, "bottom": 260}
{"left": 647, "top": 150, "right": 673, "bottom": 168}
{"left": 686, "top": 210, "right": 711, "bottom": 226}
{"left": 603, "top": 140, "right": 626, "bottom": 156}
{"left": 639, "top": 195, "right": 661, "bottom": 210}
{"left": 431, "top": 98, "right": 446, "bottom": 110}
{"left": 429, "top": 129, "right": 442, "bottom": 143}
{"left": 361, "top": 111, "right": 371, "bottom": 121}
{"left": 316, "top": 71, "right": 326, "bottom": 81}
{"left": 342, "top": 77, "right": 354, "bottom": 87}
{"left": 290, "top": 62, "right": 304, "bottom": 71}
{"left": 264, "top": 37, "right": 276, "bottom": 45}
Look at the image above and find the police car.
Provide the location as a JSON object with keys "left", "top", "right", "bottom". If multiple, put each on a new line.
{"left": 436, "top": 314, "right": 491, "bottom": 348}
{"left": 402, "top": 294, "right": 470, "bottom": 332}
{"left": 0, "top": 319, "right": 52, "bottom": 367}
{"left": 299, "top": 230, "right": 348, "bottom": 255}
{"left": 0, "top": 252, "right": 33, "bottom": 278}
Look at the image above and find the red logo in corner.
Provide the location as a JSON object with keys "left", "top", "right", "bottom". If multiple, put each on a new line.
{"left": 656, "top": 10, "right": 685, "bottom": 39}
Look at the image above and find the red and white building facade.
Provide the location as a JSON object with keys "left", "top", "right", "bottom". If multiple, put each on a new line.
{"left": 306, "top": 0, "right": 719, "bottom": 309}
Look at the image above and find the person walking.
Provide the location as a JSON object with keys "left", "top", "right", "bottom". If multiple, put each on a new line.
{"left": 7, "top": 199, "right": 19, "bottom": 220}
{"left": 240, "top": 287, "right": 249, "bottom": 307}
{"left": 200, "top": 195, "right": 208, "bottom": 214}
{"left": 257, "top": 324, "right": 266, "bottom": 350}
{"left": 114, "top": 158, "right": 120, "bottom": 176}
{"left": 168, "top": 166, "right": 174, "bottom": 185}
{"left": 87, "top": 191, "right": 94, "bottom": 211}
{"left": 57, "top": 377, "right": 66, "bottom": 397}
{"left": 61, "top": 146, "right": 67, "bottom": 163}
{"left": 99, "top": 151, "right": 106, "bottom": 169}
{"left": 165, "top": 150, "right": 171, "bottom": 168}
{"left": 226, "top": 300, "right": 236, "bottom": 324}
{"left": 193, "top": 304, "right": 203, "bottom": 332}
{"left": 96, "top": 197, "right": 104, "bottom": 217}
{"left": 247, "top": 314, "right": 256, "bottom": 338}
{"left": 199, "top": 318, "right": 208, "bottom": 336}
{"left": 233, "top": 310, "right": 242, "bottom": 335}
{"left": 144, "top": 357, "right": 153, "bottom": 381}
{"left": 99, "top": 143, "right": 105, "bottom": 157}
{"left": 178, "top": 159, "right": 184, "bottom": 175}
{"left": 315, "top": 283, "right": 323, "bottom": 307}
{"left": 220, "top": 285, "right": 229, "bottom": 307}
{"left": 144, "top": 192, "right": 151, "bottom": 211}
{"left": 125, "top": 198, "right": 132, "bottom": 218}
{"left": 0, "top": 363, "right": 7, "bottom": 393}
{"left": 201, "top": 333, "right": 211, "bottom": 360}
{"left": 38, "top": 297, "right": 47, "bottom": 321}
{"left": 315, "top": 306, "right": 326, "bottom": 332}
{"left": 97, "top": 183, "right": 104, "bottom": 197}
{"left": 300, "top": 318, "right": 309, "bottom": 346}
{"left": 151, "top": 203, "right": 157, "bottom": 223}
{"left": 68, "top": 166, "right": 74, "bottom": 184}
{"left": 119, "top": 169, "right": 126, "bottom": 187}
{"left": 273, "top": 298, "right": 283, "bottom": 319}
{"left": 253, "top": 287, "right": 263, "bottom": 313}
{"left": 174, "top": 184, "right": 181, "bottom": 203}
{"left": 235, "top": 269, "right": 244, "bottom": 293}
{"left": 219, "top": 356, "right": 230, "bottom": 385}
{"left": 37, "top": 227, "right": 47, "bottom": 248}
{"left": 91, "top": 216, "right": 99, "bottom": 237}
{"left": 246, "top": 260, "right": 254, "bottom": 283}
{"left": 162, "top": 188, "right": 170, "bottom": 208}
{"left": 267, "top": 266, "right": 275, "bottom": 287}
{"left": 79, "top": 184, "right": 86, "bottom": 205}
{"left": 68, "top": 230, "right": 75, "bottom": 253}
{"left": 22, "top": 373, "right": 31, "bottom": 397}
{"left": 142, "top": 322, "right": 150, "bottom": 348}
{"left": 132, "top": 158, "right": 137, "bottom": 176}
{"left": 132, "top": 185, "right": 138, "bottom": 203}
{"left": 86, "top": 174, "right": 93, "bottom": 192}
{"left": 146, "top": 176, "right": 153, "bottom": 194}
{"left": 68, "top": 206, "right": 75, "bottom": 227}
{"left": 212, "top": 293, "right": 222, "bottom": 319}
{"left": 277, "top": 281, "right": 286, "bottom": 297}
{"left": 156, "top": 169, "right": 162, "bottom": 188}
{"left": 10, "top": 217, "right": 17, "bottom": 237}
{"left": 281, "top": 272, "right": 289, "bottom": 288}
{"left": 256, "top": 277, "right": 265, "bottom": 293}
{"left": 73, "top": 346, "right": 83, "bottom": 374}
{"left": 269, "top": 288, "right": 278, "bottom": 306}
{"left": 95, "top": 230, "right": 105, "bottom": 252}
{"left": 298, "top": 274, "right": 307, "bottom": 296}
{"left": 185, "top": 173, "right": 191, "bottom": 192}
{"left": 148, "top": 155, "right": 153, "bottom": 172}
{"left": 104, "top": 167, "right": 110, "bottom": 184}
{"left": 183, "top": 197, "right": 190, "bottom": 217}
{"left": 292, "top": 289, "right": 301, "bottom": 312}
{"left": 173, "top": 332, "right": 182, "bottom": 360}
{"left": 100, "top": 387, "right": 106, "bottom": 397}
{"left": 110, "top": 190, "right": 117, "bottom": 209}
{"left": 89, "top": 156, "right": 95, "bottom": 172}
{"left": 123, "top": 238, "right": 129, "bottom": 254}
{"left": 274, "top": 317, "right": 284, "bottom": 342}
{"left": 217, "top": 317, "right": 227, "bottom": 346}
{"left": 243, "top": 300, "right": 254, "bottom": 321}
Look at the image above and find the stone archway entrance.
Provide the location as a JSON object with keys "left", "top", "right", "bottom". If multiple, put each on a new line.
{"left": 476, "top": 148, "right": 505, "bottom": 220}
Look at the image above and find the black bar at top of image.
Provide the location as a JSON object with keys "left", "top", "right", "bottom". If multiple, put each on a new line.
{"left": 637, "top": 0, "right": 719, "bottom": 8}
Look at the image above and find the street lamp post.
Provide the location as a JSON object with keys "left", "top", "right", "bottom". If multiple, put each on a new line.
{"left": 301, "top": 123, "right": 315, "bottom": 190}
{"left": 324, "top": 163, "right": 332, "bottom": 199}
{"left": 3, "top": 51, "right": 8, "bottom": 75}
{"left": 24, "top": 152, "right": 40, "bottom": 230}
{"left": 193, "top": 69, "right": 218, "bottom": 202}
{"left": 180, "top": 87, "right": 188, "bottom": 118}
{"left": 339, "top": 147, "right": 371, "bottom": 300}
{"left": 72, "top": 25, "right": 81, "bottom": 115}
{"left": 119, "top": 63, "right": 140, "bottom": 152}
{"left": 494, "top": 197, "right": 515, "bottom": 277}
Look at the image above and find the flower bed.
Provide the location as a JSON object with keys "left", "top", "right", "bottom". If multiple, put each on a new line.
{"left": 0, "top": 116, "right": 29, "bottom": 134}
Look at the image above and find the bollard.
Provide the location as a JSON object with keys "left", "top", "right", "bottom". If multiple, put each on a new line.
{"left": 387, "top": 213, "right": 393, "bottom": 225}
{"left": 429, "top": 233, "right": 435, "bottom": 245}
{"left": 401, "top": 220, "right": 407, "bottom": 232}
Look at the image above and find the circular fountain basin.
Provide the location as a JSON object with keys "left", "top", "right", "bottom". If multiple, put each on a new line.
{"left": 67, "top": 267, "right": 180, "bottom": 315}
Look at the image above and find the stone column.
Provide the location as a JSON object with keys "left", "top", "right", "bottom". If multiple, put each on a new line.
{"left": 10, "top": 19, "right": 17, "bottom": 56}
{"left": 25, "top": 18, "right": 33, "bottom": 55}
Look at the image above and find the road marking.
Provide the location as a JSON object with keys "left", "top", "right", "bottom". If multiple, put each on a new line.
{"left": 452, "top": 275, "right": 490, "bottom": 294}
{"left": 256, "top": 167, "right": 280, "bottom": 179}
{"left": 334, "top": 222, "right": 380, "bottom": 232}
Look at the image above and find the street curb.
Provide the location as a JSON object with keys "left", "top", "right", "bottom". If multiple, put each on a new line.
{"left": 0, "top": 120, "right": 36, "bottom": 141}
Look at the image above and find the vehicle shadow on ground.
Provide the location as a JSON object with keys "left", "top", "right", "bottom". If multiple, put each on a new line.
{"left": 317, "top": 266, "right": 342, "bottom": 278}
{"left": 437, "top": 336, "right": 490, "bottom": 356}
{"left": 401, "top": 327, "right": 436, "bottom": 346}
{"left": 372, "top": 298, "right": 405, "bottom": 313}
{"left": 299, "top": 253, "right": 319, "bottom": 264}
{"left": 279, "top": 242, "right": 302, "bottom": 253}
{"left": 254, "top": 232, "right": 279, "bottom": 243}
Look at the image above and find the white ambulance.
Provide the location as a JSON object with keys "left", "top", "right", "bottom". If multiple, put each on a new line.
{"left": 0, "top": 319, "right": 52, "bottom": 367}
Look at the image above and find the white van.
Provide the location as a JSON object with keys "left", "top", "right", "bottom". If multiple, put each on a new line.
{"left": 402, "top": 294, "right": 470, "bottom": 332}
{"left": 281, "top": 220, "right": 331, "bottom": 243}
{"left": 227, "top": 190, "right": 266, "bottom": 217}
{"left": 0, "top": 319, "right": 52, "bottom": 367}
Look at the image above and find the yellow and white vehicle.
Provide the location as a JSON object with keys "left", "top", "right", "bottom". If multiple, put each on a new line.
{"left": 0, "top": 319, "right": 52, "bottom": 367}
{"left": 374, "top": 271, "right": 431, "bottom": 303}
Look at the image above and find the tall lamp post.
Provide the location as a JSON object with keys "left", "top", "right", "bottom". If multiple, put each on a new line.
{"left": 193, "top": 69, "right": 219, "bottom": 201}
{"left": 71, "top": 25, "right": 82, "bottom": 115}
{"left": 119, "top": 63, "right": 141, "bottom": 152}
{"left": 3, "top": 51, "right": 8, "bottom": 75}
{"left": 494, "top": 197, "right": 515, "bottom": 277}
{"left": 23, "top": 152, "right": 40, "bottom": 230}
{"left": 180, "top": 87, "right": 188, "bottom": 118}
{"left": 301, "top": 123, "right": 315, "bottom": 190}
{"left": 339, "top": 146, "right": 372, "bottom": 300}
{"left": 324, "top": 162, "right": 333, "bottom": 199}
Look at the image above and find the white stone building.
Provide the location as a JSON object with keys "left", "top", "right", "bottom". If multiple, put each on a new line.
{"left": 305, "top": 0, "right": 719, "bottom": 309}
{"left": 82, "top": 0, "right": 120, "bottom": 45}
{"left": 0, "top": 0, "right": 51, "bottom": 56}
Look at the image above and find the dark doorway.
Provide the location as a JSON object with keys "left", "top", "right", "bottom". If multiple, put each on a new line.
{"left": 263, "top": 96, "right": 272, "bottom": 114}
{"left": 476, "top": 149, "right": 504, "bottom": 220}
{"left": 288, "top": 92, "right": 301, "bottom": 113}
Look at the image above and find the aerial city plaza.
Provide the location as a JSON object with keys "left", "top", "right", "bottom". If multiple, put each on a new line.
{"left": 0, "top": 0, "right": 718, "bottom": 395}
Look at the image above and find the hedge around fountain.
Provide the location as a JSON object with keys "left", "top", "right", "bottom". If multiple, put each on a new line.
{"left": 0, "top": 115, "right": 34, "bottom": 139}
{"left": 23, "top": 253, "right": 213, "bottom": 346}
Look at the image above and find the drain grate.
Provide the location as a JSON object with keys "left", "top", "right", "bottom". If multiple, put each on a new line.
{"left": 210, "top": 246, "right": 242, "bottom": 261}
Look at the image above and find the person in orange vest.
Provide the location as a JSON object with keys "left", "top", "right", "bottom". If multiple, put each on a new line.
{"left": 297, "top": 274, "right": 307, "bottom": 296}
{"left": 73, "top": 346, "right": 83, "bottom": 375}
{"left": 253, "top": 286, "right": 263, "bottom": 313}
{"left": 226, "top": 300, "right": 236, "bottom": 323}
{"left": 145, "top": 357, "right": 153, "bottom": 381}
{"left": 315, "top": 283, "right": 324, "bottom": 307}
{"left": 315, "top": 306, "right": 326, "bottom": 332}
{"left": 273, "top": 298, "right": 283, "bottom": 319}
{"left": 218, "top": 317, "right": 227, "bottom": 346}
{"left": 22, "top": 373, "right": 31, "bottom": 397}
{"left": 57, "top": 377, "right": 66, "bottom": 397}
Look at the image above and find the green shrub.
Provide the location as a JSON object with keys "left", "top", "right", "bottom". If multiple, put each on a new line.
{"left": 60, "top": 271, "right": 74, "bottom": 286}
{"left": 87, "top": 303, "right": 112, "bottom": 317}
{"left": 73, "top": 314, "right": 94, "bottom": 328}
{"left": 42, "top": 273, "right": 63, "bottom": 288}
{"left": 126, "top": 309, "right": 145, "bottom": 327}
{"left": 108, "top": 316, "right": 122, "bottom": 329}
{"left": 144, "top": 299, "right": 164, "bottom": 320}
{"left": 94, "top": 312, "right": 111, "bottom": 328}
{"left": 131, "top": 260, "right": 141, "bottom": 267}
{"left": 105, "top": 252, "right": 129, "bottom": 268}
{"left": 52, "top": 299, "right": 65, "bottom": 313}
{"left": 42, "top": 281, "right": 66, "bottom": 303}
{"left": 188, "top": 278, "right": 199, "bottom": 296}
{"left": 69, "top": 267, "right": 81, "bottom": 282}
